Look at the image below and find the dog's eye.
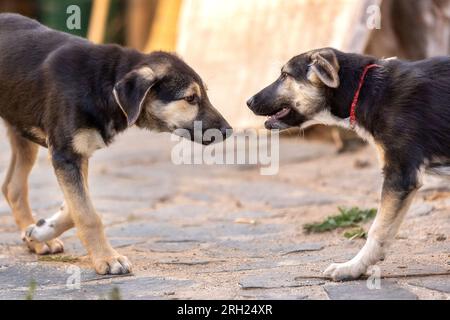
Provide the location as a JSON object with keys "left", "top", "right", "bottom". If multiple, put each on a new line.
{"left": 184, "top": 94, "right": 198, "bottom": 105}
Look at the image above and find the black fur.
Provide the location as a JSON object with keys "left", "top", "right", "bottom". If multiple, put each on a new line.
{"left": 0, "top": 14, "right": 232, "bottom": 274}
{"left": 0, "top": 13, "right": 231, "bottom": 152}
{"left": 248, "top": 48, "right": 450, "bottom": 192}
{"left": 247, "top": 48, "right": 450, "bottom": 280}
{"left": 330, "top": 50, "right": 450, "bottom": 188}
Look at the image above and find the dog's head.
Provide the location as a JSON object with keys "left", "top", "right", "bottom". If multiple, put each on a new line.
{"left": 246, "top": 48, "right": 340, "bottom": 130}
{"left": 113, "top": 52, "right": 232, "bottom": 145}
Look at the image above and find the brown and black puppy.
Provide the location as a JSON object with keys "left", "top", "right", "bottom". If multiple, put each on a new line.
{"left": 247, "top": 47, "right": 450, "bottom": 281}
{"left": 0, "top": 13, "right": 231, "bottom": 275}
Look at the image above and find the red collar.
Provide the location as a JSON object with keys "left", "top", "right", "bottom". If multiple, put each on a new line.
{"left": 349, "top": 64, "right": 381, "bottom": 128}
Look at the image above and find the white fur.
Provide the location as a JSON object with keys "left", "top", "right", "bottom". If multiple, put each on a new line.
{"left": 25, "top": 219, "right": 57, "bottom": 242}
{"left": 302, "top": 109, "right": 375, "bottom": 144}
{"left": 324, "top": 238, "right": 384, "bottom": 280}
{"left": 25, "top": 204, "right": 71, "bottom": 242}
{"left": 25, "top": 213, "right": 60, "bottom": 242}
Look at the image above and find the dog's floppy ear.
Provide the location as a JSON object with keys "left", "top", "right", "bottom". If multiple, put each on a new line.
{"left": 113, "top": 66, "right": 158, "bottom": 126}
{"left": 307, "top": 49, "right": 340, "bottom": 88}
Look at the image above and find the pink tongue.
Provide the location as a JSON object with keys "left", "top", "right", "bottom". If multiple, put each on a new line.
{"left": 269, "top": 107, "right": 290, "bottom": 120}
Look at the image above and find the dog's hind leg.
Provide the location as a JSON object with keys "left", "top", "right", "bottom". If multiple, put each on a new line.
{"left": 2, "top": 124, "right": 64, "bottom": 254}
{"left": 324, "top": 165, "right": 420, "bottom": 281}
{"left": 24, "top": 149, "right": 91, "bottom": 242}
{"left": 24, "top": 201, "right": 74, "bottom": 243}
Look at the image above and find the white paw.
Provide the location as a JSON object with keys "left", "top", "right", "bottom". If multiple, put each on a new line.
{"left": 25, "top": 219, "right": 57, "bottom": 242}
{"left": 324, "top": 261, "right": 368, "bottom": 281}
{"left": 21, "top": 230, "right": 64, "bottom": 255}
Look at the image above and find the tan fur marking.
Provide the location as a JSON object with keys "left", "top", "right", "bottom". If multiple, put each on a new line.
{"left": 311, "top": 49, "right": 339, "bottom": 70}
{"left": 306, "top": 69, "right": 322, "bottom": 86}
{"left": 370, "top": 189, "right": 417, "bottom": 241}
{"left": 152, "top": 99, "right": 199, "bottom": 130}
{"left": 140, "top": 79, "right": 203, "bottom": 132}
{"left": 277, "top": 75, "right": 324, "bottom": 117}
{"left": 136, "top": 66, "right": 155, "bottom": 80}
{"left": 295, "top": 82, "right": 324, "bottom": 115}
{"left": 374, "top": 142, "right": 385, "bottom": 169}
{"left": 185, "top": 82, "right": 202, "bottom": 98}
{"left": 72, "top": 129, "right": 106, "bottom": 157}
{"left": 151, "top": 61, "right": 169, "bottom": 78}
{"left": 29, "top": 127, "right": 47, "bottom": 141}
{"left": 281, "top": 65, "right": 292, "bottom": 75}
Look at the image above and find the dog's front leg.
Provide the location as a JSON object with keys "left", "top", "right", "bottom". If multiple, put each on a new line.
{"left": 324, "top": 168, "right": 420, "bottom": 281}
{"left": 51, "top": 150, "right": 132, "bottom": 275}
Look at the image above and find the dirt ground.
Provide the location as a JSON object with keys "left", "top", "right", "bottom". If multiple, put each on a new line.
{"left": 0, "top": 123, "right": 448, "bottom": 300}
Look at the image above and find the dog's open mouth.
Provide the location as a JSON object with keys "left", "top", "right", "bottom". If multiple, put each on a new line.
{"left": 264, "top": 107, "right": 292, "bottom": 130}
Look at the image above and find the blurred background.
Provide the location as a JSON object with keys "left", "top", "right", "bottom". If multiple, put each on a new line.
{"left": 1, "top": 0, "right": 450, "bottom": 144}
{"left": 1, "top": 1, "right": 450, "bottom": 300}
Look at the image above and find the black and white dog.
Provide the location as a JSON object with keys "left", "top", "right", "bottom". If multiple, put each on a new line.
{"left": 0, "top": 13, "right": 231, "bottom": 275}
{"left": 247, "top": 47, "right": 450, "bottom": 280}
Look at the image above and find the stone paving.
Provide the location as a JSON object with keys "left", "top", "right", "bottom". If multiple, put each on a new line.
{"left": 0, "top": 124, "right": 448, "bottom": 300}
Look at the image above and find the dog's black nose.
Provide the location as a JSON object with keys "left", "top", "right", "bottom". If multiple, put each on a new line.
{"left": 246, "top": 96, "right": 255, "bottom": 108}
